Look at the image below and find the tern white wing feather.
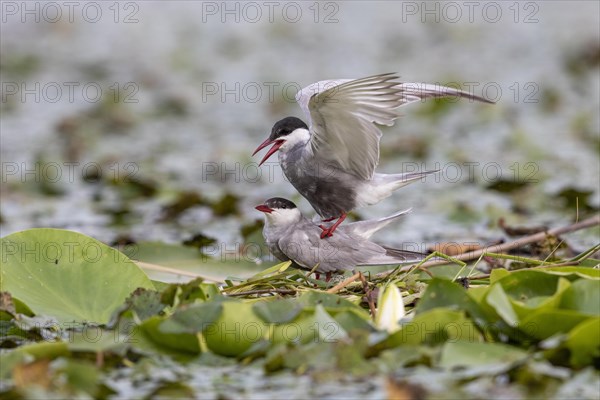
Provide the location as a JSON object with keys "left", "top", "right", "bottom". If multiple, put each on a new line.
{"left": 295, "top": 73, "right": 492, "bottom": 180}
{"left": 343, "top": 208, "right": 412, "bottom": 239}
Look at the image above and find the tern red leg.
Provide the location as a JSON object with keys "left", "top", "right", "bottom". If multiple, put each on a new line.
{"left": 321, "top": 216, "right": 337, "bottom": 222}
{"left": 325, "top": 272, "right": 332, "bottom": 282}
{"left": 318, "top": 212, "right": 347, "bottom": 239}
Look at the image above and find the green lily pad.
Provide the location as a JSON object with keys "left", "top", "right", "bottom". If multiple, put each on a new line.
{"left": 297, "top": 290, "right": 366, "bottom": 315}
{"left": 485, "top": 284, "right": 519, "bottom": 326}
{"left": 495, "top": 270, "right": 561, "bottom": 302}
{"left": 439, "top": 341, "right": 529, "bottom": 368}
{"left": 253, "top": 298, "right": 304, "bottom": 324}
{"left": 202, "top": 301, "right": 268, "bottom": 357}
{"left": 122, "top": 241, "right": 265, "bottom": 282}
{"left": 519, "top": 309, "right": 591, "bottom": 340}
{"left": 68, "top": 328, "right": 130, "bottom": 353}
{"left": 334, "top": 310, "right": 375, "bottom": 333}
{"left": 542, "top": 266, "right": 600, "bottom": 278}
{"left": 565, "top": 317, "right": 600, "bottom": 367}
{"left": 491, "top": 271, "right": 571, "bottom": 320}
{"left": 1, "top": 228, "right": 154, "bottom": 324}
{"left": 108, "top": 288, "right": 166, "bottom": 327}
{"left": 560, "top": 279, "right": 600, "bottom": 315}
{"left": 416, "top": 278, "right": 489, "bottom": 324}
{"left": 160, "top": 278, "right": 221, "bottom": 308}
{"left": 159, "top": 301, "right": 223, "bottom": 334}
{"left": 271, "top": 304, "right": 348, "bottom": 345}
{"left": 139, "top": 315, "right": 201, "bottom": 355}
{"left": 490, "top": 268, "right": 510, "bottom": 283}
{"left": 373, "top": 309, "right": 481, "bottom": 351}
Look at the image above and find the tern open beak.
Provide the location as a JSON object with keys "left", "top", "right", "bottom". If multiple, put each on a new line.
{"left": 252, "top": 139, "right": 284, "bottom": 166}
{"left": 255, "top": 204, "right": 273, "bottom": 213}
{"left": 252, "top": 138, "right": 273, "bottom": 156}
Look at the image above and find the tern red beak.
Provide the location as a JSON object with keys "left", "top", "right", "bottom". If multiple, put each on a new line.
{"left": 252, "top": 138, "right": 284, "bottom": 166}
{"left": 255, "top": 204, "right": 273, "bottom": 213}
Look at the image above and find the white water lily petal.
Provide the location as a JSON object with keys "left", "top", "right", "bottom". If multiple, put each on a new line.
{"left": 375, "top": 283, "right": 405, "bottom": 333}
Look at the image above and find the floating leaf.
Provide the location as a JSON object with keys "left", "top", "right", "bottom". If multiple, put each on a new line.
{"left": 159, "top": 301, "right": 223, "bottom": 334}
{"left": 160, "top": 278, "right": 220, "bottom": 308}
{"left": 519, "top": 309, "right": 591, "bottom": 340}
{"left": 1, "top": 229, "right": 154, "bottom": 324}
{"left": 490, "top": 270, "right": 570, "bottom": 320}
{"left": 252, "top": 298, "right": 303, "bottom": 324}
{"left": 334, "top": 310, "right": 374, "bottom": 333}
{"left": 123, "top": 241, "right": 264, "bottom": 282}
{"left": 416, "top": 278, "right": 489, "bottom": 324}
{"left": 490, "top": 268, "right": 510, "bottom": 283}
{"left": 560, "top": 279, "right": 600, "bottom": 315}
{"left": 5, "top": 341, "right": 69, "bottom": 365}
{"left": 249, "top": 261, "right": 292, "bottom": 280}
{"left": 373, "top": 309, "right": 481, "bottom": 351}
{"left": 485, "top": 284, "right": 519, "bottom": 326}
{"left": 439, "top": 341, "right": 528, "bottom": 369}
{"left": 297, "top": 290, "right": 366, "bottom": 315}
{"left": 108, "top": 288, "right": 166, "bottom": 327}
{"left": 202, "top": 301, "right": 268, "bottom": 357}
{"left": 541, "top": 266, "right": 600, "bottom": 279}
{"left": 139, "top": 316, "right": 201, "bottom": 355}
{"left": 68, "top": 328, "right": 129, "bottom": 354}
{"left": 565, "top": 317, "right": 600, "bottom": 367}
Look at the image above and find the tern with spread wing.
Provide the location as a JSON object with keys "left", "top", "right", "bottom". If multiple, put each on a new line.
{"left": 255, "top": 197, "right": 426, "bottom": 281}
{"left": 253, "top": 73, "right": 493, "bottom": 238}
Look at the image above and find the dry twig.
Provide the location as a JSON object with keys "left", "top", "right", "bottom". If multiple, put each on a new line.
{"left": 226, "top": 288, "right": 297, "bottom": 297}
{"left": 383, "top": 215, "right": 600, "bottom": 276}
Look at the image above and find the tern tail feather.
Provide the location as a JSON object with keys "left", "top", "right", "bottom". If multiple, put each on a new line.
{"left": 362, "top": 246, "right": 428, "bottom": 266}
{"left": 382, "top": 246, "right": 428, "bottom": 263}
{"left": 377, "top": 170, "right": 440, "bottom": 191}
{"left": 355, "top": 170, "right": 439, "bottom": 207}
{"left": 344, "top": 208, "right": 412, "bottom": 239}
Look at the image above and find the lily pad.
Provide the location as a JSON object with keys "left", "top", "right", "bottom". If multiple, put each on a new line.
{"left": 565, "top": 317, "right": 600, "bottom": 367}
{"left": 485, "top": 284, "right": 519, "bottom": 326}
{"left": 122, "top": 241, "right": 265, "bottom": 282}
{"left": 519, "top": 309, "right": 591, "bottom": 340}
{"left": 1, "top": 229, "right": 154, "bottom": 324}
{"left": 560, "top": 279, "right": 600, "bottom": 315}
{"left": 139, "top": 316, "right": 201, "bottom": 355}
{"left": 297, "top": 290, "right": 366, "bottom": 316}
{"left": 416, "top": 278, "right": 489, "bottom": 324}
{"left": 253, "top": 298, "right": 303, "bottom": 324}
{"left": 202, "top": 301, "right": 268, "bottom": 356}
{"left": 490, "top": 271, "right": 571, "bottom": 320}
{"left": 373, "top": 309, "right": 481, "bottom": 351}
{"left": 439, "top": 341, "right": 529, "bottom": 368}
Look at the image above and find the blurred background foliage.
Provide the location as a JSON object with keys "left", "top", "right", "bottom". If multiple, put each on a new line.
{"left": 1, "top": 1, "right": 598, "bottom": 256}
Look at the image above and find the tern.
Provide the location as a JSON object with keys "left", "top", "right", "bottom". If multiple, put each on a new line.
{"left": 253, "top": 73, "right": 493, "bottom": 238}
{"left": 255, "top": 197, "right": 426, "bottom": 281}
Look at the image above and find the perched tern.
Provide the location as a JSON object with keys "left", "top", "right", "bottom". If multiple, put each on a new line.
{"left": 253, "top": 73, "right": 493, "bottom": 238}
{"left": 255, "top": 197, "right": 426, "bottom": 281}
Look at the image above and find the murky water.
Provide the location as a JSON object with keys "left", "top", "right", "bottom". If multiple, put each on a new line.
{"left": 2, "top": 2, "right": 599, "bottom": 252}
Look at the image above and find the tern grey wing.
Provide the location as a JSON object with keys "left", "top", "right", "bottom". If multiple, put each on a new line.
{"left": 303, "top": 73, "right": 400, "bottom": 180}
{"left": 278, "top": 224, "right": 417, "bottom": 273}
{"left": 296, "top": 73, "right": 493, "bottom": 180}
{"left": 342, "top": 208, "right": 412, "bottom": 240}
{"left": 277, "top": 226, "right": 377, "bottom": 273}
{"left": 393, "top": 82, "right": 494, "bottom": 105}
{"left": 295, "top": 78, "right": 354, "bottom": 118}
